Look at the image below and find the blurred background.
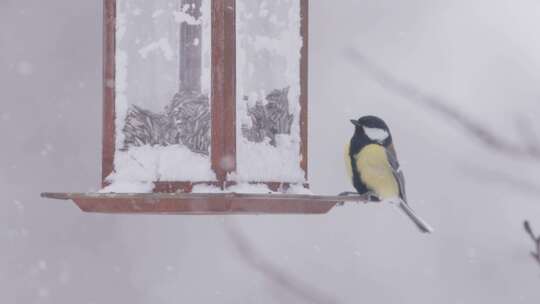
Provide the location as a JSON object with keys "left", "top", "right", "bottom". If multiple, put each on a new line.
{"left": 1, "top": 0, "right": 540, "bottom": 303}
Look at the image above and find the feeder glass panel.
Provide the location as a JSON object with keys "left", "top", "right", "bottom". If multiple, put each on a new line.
{"left": 235, "top": 0, "right": 304, "bottom": 182}
{"left": 112, "top": 0, "right": 215, "bottom": 184}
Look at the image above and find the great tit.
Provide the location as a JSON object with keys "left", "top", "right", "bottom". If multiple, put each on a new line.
{"left": 346, "top": 115, "right": 433, "bottom": 233}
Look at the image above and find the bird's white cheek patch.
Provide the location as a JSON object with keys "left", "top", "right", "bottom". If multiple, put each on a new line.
{"left": 363, "top": 127, "right": 389, "bottom": 142}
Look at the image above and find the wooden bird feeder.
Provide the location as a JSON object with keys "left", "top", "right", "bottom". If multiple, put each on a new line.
{"left": 42, "top": 0, "right": 367, "bottom": 214}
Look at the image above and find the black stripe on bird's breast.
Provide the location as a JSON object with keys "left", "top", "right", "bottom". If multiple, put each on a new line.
{"left": 349, "top": 142, "right": 369, "bottom": 195}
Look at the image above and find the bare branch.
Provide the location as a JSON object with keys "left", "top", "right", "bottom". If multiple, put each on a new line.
{"left": 523, "top": 221, "right": 540, "bottom": 266}
{"left": 224, "top": 223, "right": 339, "bottom": 304}
{"left": 345, "top": 48, "right": 540, "bottom": 161}
{"left": 514, "top": 115, "right": 540, "bottom": 156}
{"left": 458, "top": 162, "right": 540, "bottom": 196}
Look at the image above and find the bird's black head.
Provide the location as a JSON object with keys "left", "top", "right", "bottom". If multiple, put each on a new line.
{"left": 350, "top": 115, "right": 392, "bottom": 145}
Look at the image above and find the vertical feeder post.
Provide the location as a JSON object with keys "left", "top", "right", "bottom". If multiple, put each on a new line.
{"left": 300, "top": 0, "right": 308, "bottom": 181}
{"left": 102, "top": 0, "right": 116, "bottom": 187}
{"left": 211, "top": 0, "right": 236, "bottom": 188}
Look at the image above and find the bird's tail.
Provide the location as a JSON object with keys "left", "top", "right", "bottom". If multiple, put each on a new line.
{"left": 397, "top": 201, "right": 433, "bottom": 233}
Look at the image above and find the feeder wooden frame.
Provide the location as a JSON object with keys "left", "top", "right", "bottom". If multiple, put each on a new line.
{"left": 102, "top": 0, "right": 309, "bottom": 193}
{"left": 41, "top": 0, "right": 374, "bottom": 214}
{"left": 41, "top": 192, "right": 373, "bottom": 215}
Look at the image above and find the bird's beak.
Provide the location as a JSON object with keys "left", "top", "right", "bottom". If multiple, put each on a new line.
{"left": 350, "top": 119, "right": 361, "bottom": 127}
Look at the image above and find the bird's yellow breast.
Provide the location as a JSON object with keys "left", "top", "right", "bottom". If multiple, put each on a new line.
{"left": 354, "top": 144, "right": 399, "bottom": 200}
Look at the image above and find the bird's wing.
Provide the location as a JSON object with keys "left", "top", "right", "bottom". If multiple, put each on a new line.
{"left": 386, "top": 144, "right": 433, "bottom": 233}
{"left": 385, "top": 144, "right": 407, "bottom": 201}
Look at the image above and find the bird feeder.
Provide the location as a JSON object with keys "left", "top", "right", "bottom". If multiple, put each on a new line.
{"left": 42, "top": 0, "right": 367, "bottom": 214}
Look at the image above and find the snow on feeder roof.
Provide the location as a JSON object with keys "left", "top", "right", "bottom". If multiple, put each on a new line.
{"left": 42, "top": 0, "right": 369, "bottom": 214}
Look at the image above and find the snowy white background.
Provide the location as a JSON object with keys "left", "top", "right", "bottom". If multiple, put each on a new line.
{"left": 2, "top": 0, "right": 540, "bottom": 303}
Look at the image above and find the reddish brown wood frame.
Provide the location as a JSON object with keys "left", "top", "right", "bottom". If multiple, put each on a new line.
{"left": 42, "top": 192, "right": 375, "bottom": 215}
{"left": 102, "top": 0, "right": 116, "bottom": 186}
{"left": 102, "top": 0, "right": 309, "bottom": 193}
{"left": 211, "top": 0, "right": 236, "bottom": 185}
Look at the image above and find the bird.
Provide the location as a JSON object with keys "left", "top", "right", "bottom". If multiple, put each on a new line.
{"left": 345, "top": 115, "right": 433, "bottom": 233}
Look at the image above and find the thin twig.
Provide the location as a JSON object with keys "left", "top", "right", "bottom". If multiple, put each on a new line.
{"left": 345, "top": 48, "right": 540, "bottom": 161}
{"left": 524, "top": 221, "right": 540, "bottom": 267}
{"left": 224, "top": 223, "right": 339, "bottom": 304}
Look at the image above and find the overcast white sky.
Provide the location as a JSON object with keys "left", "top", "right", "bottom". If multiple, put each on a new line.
{"left": 1, "top": 0, "right": 540, "bottom": 303}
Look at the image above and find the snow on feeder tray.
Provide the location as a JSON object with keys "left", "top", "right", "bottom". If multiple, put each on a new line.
{"left": 41, "top": 0, "right": 370, "bottom": 214}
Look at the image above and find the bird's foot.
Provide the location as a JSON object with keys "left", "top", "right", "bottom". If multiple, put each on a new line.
{"left": 366, "top": 193, "right": 381, "bottom": 203}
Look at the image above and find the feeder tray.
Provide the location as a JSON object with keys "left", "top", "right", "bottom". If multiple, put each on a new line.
{"left": 41, "top": 192, "right": 371, "bottom": 215}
